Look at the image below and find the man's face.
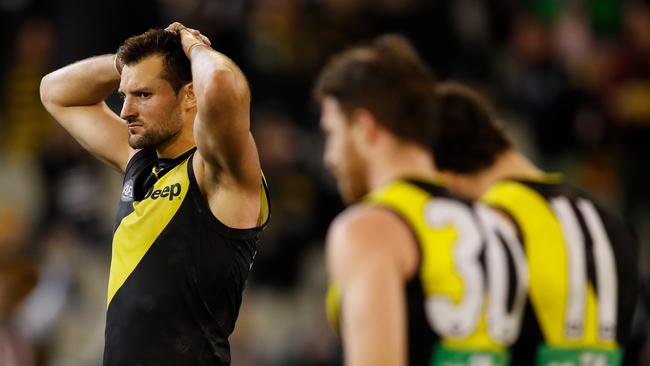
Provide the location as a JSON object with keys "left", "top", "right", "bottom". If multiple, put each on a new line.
{"left": 320, "top": 97, "right": 368, "bottom": 205}
{"left": 119, "top": 55, "right": 184, "bottom": 150}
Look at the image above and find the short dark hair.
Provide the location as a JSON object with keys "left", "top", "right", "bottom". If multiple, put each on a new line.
{"left": 115, "top": 29, "right": 192, "bottom": 93}
{"left": 433, "top": 81, "right": 512, "bottom": 174}
{"left": 314, "top": 34, "right": 438, "bottom": 148}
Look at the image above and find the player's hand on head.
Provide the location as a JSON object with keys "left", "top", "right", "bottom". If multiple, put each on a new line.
{"left": 165, "top": 22, "right": 211, "bottom": 56}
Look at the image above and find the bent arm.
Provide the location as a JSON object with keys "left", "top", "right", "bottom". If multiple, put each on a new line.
{"left": 327, "top": 207, "right": 418, "bottom": 366}
{"left": 189, "top": 41, "right": 260, "bottom": 191}
{"left": 40, "top": 54, "right": 131, "bottom": 172}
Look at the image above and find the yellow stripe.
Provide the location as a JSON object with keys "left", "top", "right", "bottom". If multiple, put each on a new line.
{"left": 483, "top": 181, "right": 613, "bottom": 348}
{"left": 483, "top": 182, "right": 568, "bottom": 343}
{"left": 367, "top": 181, "right": 500, "bottom": 350}
{"left": 369, "top": 183, "right": 464, "bottom": 304}
{"left": 326, "top": 283, "right": 342, "bottom": 334}
{"left": 107, "top": 158, "right": 190, "bottom": 306}
{"left": 258, "top": 172, "right": 270, "bottom": 226}
{"left": 365, "top": 182, "right": 447, "bottom": 298}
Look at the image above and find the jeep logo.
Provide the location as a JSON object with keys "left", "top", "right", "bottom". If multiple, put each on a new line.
{"left": 144, "top": 183, "right": 182, "bottom": 201}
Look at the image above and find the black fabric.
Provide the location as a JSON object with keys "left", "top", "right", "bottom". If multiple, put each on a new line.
{"left": 406, "top": 274, "right": 438, "bottom": 366}
{"left": 105, "top": 150, "right": 267, "bottom": 365}
{"left": 392, "top": 179, "right": 471, "bottom": 365}
{"left": 113, "top": 148, "right": 157, "bottom": 232}
{"left": 404, "top": 178, "right": 638, "bottom": 364}
{"left": 510, "top": 297, "right": 545, "bottom": 365}
{"left": 512, "top": 179, "right": 640, "bottom": 347}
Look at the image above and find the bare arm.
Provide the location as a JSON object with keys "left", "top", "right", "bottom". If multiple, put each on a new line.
{"left": 327, "top": 206, "right": 418, "bottom": 366}
{"left": 166, "top": 23, "right": 262, "bottom": 228}
{"left": 171, "top": 24, "right": 260, "bottom": 192}
{"left": 40, "top": 54, "right": 132, "bottom": 172}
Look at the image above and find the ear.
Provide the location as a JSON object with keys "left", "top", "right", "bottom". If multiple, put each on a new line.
{"left": 350, "top": 108, "right": 379, "bottom": 145}
{"left": 182, "top": 83, "right": 196, "bottom": 111}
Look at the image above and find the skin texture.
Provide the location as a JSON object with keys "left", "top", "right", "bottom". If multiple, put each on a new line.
{"left": 40, "top": 22, "right": 262, "bottom": 229}
{"left": 119, "top": 56, "right": 186, "bottom": 151}
{"left": 321, "top": 97, "right": 430, "bottom": 366}
{"left": 438, "top": 149, "right": 545, "bottom": 200}
{"left": 320, "top": 98, "right": 368, "bottom": 205}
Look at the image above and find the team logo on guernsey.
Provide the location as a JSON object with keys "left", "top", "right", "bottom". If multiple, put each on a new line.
{"left": 121, "top": 179, "right": 134, "bottom": 202}
{"left": 144, "top": 183, "right": 182, "bottom": 201}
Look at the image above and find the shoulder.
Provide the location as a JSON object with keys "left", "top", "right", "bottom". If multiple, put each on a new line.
{"left": 121, "top": 148, "right": 156, "bottom": 178}
{"left": 125, "top": 148, "right": 154, "bottom": 170}
{"left": 326, "top": 204, "right": 418, "bottom": 282}
{"left": 328, "top": 205, "right": 409, "bottom": 249}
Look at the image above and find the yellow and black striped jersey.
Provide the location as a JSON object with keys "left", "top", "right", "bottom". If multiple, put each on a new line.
{"left": 327, "top": 178, "right": 527, "bottom": 365}
{"left": 326, "top": 177, "right": 638, "bottom": 366}
{"left": 105, "top": 147, "right": 270, "bottom": 365}
{"left": 482, "top": 176, "right": 638, "bottom": 366}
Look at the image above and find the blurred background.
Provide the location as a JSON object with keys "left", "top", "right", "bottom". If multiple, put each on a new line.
{"left": 0, "top": 0, "right": 649, "bottom": 365}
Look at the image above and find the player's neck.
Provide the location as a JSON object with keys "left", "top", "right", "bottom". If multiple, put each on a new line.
{"left": 369, "top": 143, "right": 437, "bottom": 190}
{"left": 156, "top": 116, "right": 196, "bottom": 159}
{"left": 155, "top": 131, "right": 195, "bottom": 159}
{"left": 477, "top": 149, "right": 544, "bottom": 192}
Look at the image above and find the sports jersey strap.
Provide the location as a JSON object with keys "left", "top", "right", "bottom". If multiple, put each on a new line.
{"left": 124, "top": 148, "right": 156, "bottom": 177}
{"left": 363, "top": 180, "right": 441, "bottom": 271}
{"left": 186, "top": 153, "right": 271, "bottom": 239}
{"left": 482, "top": 180, "right": 619, "bottom": 350}
{"left": 363, "top": 179, "right": 433, "bottom": 232}
{"left": 258, "top": 172, "right": 271, "bottom": 227}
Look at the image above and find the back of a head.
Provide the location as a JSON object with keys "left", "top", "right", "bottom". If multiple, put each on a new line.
{"left": 433, "top": 82, "right": 511, "bottom": 174}
{"left": 115, "top": 29, "right": 192, "bottom": 93}
{"left": 314, "top": 34, "right": 438, "bottom": 148}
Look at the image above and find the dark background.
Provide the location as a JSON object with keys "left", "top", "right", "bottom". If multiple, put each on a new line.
{"left": 0, "top": 0, "right": 649, "bottom": 365}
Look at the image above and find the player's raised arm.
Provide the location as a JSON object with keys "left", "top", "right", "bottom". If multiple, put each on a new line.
{"left": 40, "top": 54, "right": 132, "bottom": 172}
{"left": 168, "top": 23, "right": 261, "bottom": 193}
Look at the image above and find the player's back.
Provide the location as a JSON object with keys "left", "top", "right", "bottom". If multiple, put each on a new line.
{"left": 483, "top": 176, "right": 639, "bottom": 366}
{"left": 328, "top": 178, "right": 536, "bottom": 365}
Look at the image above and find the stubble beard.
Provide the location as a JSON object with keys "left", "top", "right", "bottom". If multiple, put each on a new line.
{"left": 127, "top": 111, "right": 183, "bottom": 150}
{"left": 128, "top": 129, "right": 171, "bottom": 150}
{"left": 339, "top": 143, "right": 369, "bottom": 205}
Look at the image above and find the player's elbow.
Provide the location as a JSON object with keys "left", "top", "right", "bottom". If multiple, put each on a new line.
{"left": 39, "top": 74, "right": 53, "bottom": 105}
{"left": 39, "top": 73, "right": 59, "bottom": 109}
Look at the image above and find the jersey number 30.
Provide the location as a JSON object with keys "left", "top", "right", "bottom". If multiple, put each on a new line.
{"left": 424, "top": 199, "right": 528, "bottom": 345}
{"left": 422, "top": 197, "right": 617, "bottom": 346}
